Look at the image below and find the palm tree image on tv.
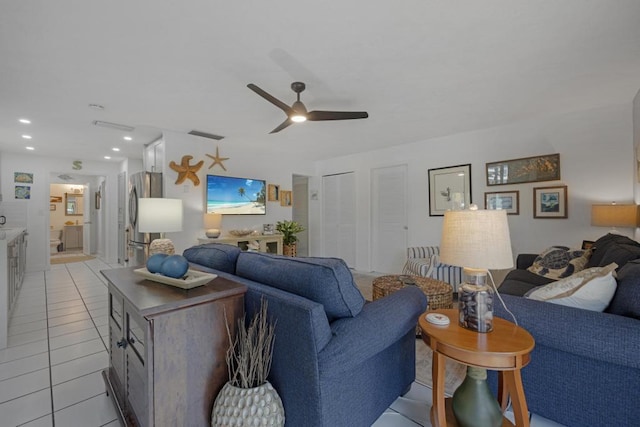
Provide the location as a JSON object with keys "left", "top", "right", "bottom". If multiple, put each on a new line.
{"left": 207, "top": 175, "right": 266, "bottom": 215}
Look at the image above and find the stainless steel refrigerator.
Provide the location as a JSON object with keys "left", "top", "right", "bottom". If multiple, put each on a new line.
{"left": 126, "top": 172, "right": 162, "bottom": 266}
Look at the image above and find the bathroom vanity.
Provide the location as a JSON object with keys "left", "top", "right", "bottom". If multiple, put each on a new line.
{"left": 0, "top": 228, "right": 27, "bottom": 349}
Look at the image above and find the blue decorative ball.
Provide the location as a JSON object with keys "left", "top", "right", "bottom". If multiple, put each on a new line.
{"left": 161, "top": 255, "right": 189, "bottom": 279}
{"left": 146, "top": 253, "right": 168, "bottom": 274}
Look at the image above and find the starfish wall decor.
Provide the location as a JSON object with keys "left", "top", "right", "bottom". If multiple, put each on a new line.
{"left": 206, "top": 146, "right": 229, "bottom": 171}
{"left": 169, "top": 155, "right": 204, "bottom": 186}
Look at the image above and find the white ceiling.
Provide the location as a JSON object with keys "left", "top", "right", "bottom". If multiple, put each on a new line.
{"left": 1, "top": 1, "right": 640, "bottom": 163}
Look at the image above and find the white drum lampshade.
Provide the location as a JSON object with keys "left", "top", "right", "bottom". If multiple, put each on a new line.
{"left": 439, "top": 207, "right": 513, "bottom": 333}
{"left": 138, "top": 198, "right": 183, "bottom": 256}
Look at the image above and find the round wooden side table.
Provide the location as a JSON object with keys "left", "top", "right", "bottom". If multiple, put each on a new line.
{"left": 372, "top": 275, "right": 453, "bottom": 310}
{"left": 419, "top": 309, "right": 535, "bottom": 427}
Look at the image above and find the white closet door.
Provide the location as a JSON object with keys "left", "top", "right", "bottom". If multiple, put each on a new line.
{"left": 322, "top": 172, "right": 356, "bottom": 267}
{"left": 371, "top": 165, "right": 408, "bottom": 273}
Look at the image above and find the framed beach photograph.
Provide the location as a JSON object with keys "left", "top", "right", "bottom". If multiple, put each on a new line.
{"left": 533, "top": 185, "right": 567, "bottom": 218}
{"left": 268, "top": 184, "right": 280, "bottom": 201}
{"left": 486, "top": 153, "right": 560, "bottom": 186}
{"left": 485, "top": 191, "right": 519, "bottom": 215}
{"left": 428, "top": 164, "right": 472, "bottom": 216}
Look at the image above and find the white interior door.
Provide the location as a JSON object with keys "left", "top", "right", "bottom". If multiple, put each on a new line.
{"left": 371, "top": 165, "right": 408, "bottom": 273}
{"left": 322, "top": 173, "right": 356, "bottom": 267}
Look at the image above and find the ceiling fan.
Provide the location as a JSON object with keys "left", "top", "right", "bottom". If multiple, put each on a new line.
{"left": 247, "top": 81, "right": 369, "bottom": 133}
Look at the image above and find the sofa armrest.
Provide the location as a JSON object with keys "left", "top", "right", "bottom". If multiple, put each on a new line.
{"left": 516, "top": 253, "right": 538, "bottom": 270}
{"left": 495, "top": 294, "right": 640, "bottom": 369}
{"left": 319, "top": 286, "right": 427, "bottom": 373}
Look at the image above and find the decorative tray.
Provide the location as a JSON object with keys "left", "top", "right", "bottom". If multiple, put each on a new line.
{"left": 133, "top": 268, "right": 218, "bottom": 290}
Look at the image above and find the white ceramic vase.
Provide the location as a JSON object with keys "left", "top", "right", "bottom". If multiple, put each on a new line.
{"left": 211, "top": 381, "right": 284, "bottom": 427}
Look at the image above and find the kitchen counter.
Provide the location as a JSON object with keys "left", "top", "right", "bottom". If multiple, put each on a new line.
{"left": 1, "top": 227, "right": 27, "bottom": 349}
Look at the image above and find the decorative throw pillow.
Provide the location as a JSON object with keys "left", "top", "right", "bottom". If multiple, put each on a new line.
{"left": 527, "top": 246, "right": 591, "bottom": 279}
{"left": 525, "top": 263, "right": 618, "bottom": 311}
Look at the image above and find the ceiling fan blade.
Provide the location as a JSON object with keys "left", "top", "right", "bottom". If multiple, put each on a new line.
{"left": 270, "top": 118, "right": 293, "bottom": 134}
{"left": 307, "top": 110, "right": 369, "bottom": 121}
{"left": 247, "top": 84, "right": 294, "bottom": 115}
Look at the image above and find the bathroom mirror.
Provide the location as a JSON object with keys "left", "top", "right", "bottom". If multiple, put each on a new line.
{"left": 65, "top": 193, "right": 84, "bottom": 216}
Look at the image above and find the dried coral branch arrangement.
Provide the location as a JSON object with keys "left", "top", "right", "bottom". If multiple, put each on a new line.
{"left": 225, "top": 298, "right": 276, "bottom": 389}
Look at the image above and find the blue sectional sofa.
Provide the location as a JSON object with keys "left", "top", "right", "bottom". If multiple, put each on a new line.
{"left": 183, "top": 243, "right": 427, "bottom": 427}
{"left": 489, "top": 234, "right": 640, "bottom": 427}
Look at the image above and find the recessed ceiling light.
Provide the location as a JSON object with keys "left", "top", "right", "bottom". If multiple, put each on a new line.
{"left": 19, "top": 118, "right": 31, "bottom": 124}
{"left": 22, "top": 134, "right": 32, "bottom": 139}
{"left": 123, "top": 136, "right": 133, "bottom": 141}
{"left": 104, "top": 156, "right": 111, "bottom": 160}
{"left": 89, "top": 104, "right": 104, "bottom": 110}
{"left": 112, "top": 147, "right": 120, "bottom": 152}
{"left": 25, "top": 146, "right": 35, "bottom": 150}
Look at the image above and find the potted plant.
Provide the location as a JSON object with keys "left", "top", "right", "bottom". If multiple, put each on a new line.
{"left": 211, "top": 299, "right": 284, "bottom": 426}
{"left": 276, "top": 220, "right": 305, "bottom": 257}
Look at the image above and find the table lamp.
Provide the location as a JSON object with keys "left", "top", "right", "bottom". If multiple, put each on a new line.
{"left": 138, "top": 198, "right": 183, "bottom": 256}
{"left": 591, "top": 203, "right": 639, "bottom": 233}
{"left": 440, "top": 207, "right": 513, "bottom": 332}
{"left": 203, "top": 213, "right": 222, "bottom": 238}
{"left": 439, "top": 206, "right": 513, "bottom": 427}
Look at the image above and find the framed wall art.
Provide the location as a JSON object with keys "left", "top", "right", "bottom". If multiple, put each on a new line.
{"left": 268, "top": 184, "right": 280, "bottom": 201}
{"left": 280, "top": 190, "right": 292, "bottom": 207}
{"left": 95, "top": 191, "right": 101, "bottom": 210}
{"left": 533, "top": 185, "right": 567, "bottom": 219}
{"left": 428, "top": 164, "right": 472, "bottom": 216}
{"left": 484, "top": 191, "right": 519, "bottom": 215}
{"left": 50, "top": 204, "right": 56, "bottom": 211}
{"left": 486, "top": 153, "right": 560, "bottom": 186}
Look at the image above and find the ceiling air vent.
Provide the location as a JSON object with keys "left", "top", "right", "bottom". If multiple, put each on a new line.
{"left": 92, "top": 121, "right": 135, "bottom": 132}
{"left": 188, "top": 130, "right": 225, "bottom": 140}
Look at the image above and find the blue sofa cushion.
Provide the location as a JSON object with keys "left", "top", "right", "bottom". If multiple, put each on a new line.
{"left": 182, "top": 243, "right": 241, "bottom": 274}
{"left": 235, "top": 252, "right": 365, "bottom": 321}
{"left": 606, "top": 259, "right": 640, "bottom": 319}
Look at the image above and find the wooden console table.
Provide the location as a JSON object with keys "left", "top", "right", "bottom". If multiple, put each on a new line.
{"left": 198, "top": 234, "right": 283, "bottom": 255}
{"left": 101, "top": 267, "right": 246, "bottom": 427}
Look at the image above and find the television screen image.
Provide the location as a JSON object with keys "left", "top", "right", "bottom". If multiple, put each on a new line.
{"left": 206, "top": 175, "right": 266, "bottom": 215}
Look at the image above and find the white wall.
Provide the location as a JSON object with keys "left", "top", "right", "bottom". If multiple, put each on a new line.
{"left": 0, "top": 153, "right": 121, "bottom": 271}
{"left": 158, "top": 130, "right": 316, "bottom": 254}
{"left": 313, "top": 103, "right": 635, "bottom": 272}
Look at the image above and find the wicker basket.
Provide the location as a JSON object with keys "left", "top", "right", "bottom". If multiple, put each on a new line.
{"left": 372, "top": 275, "right": 453, "bottom": 335}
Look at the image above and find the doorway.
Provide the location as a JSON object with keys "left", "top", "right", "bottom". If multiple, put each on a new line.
{"left": 371, "top": 165, "right": 408, "bottom": 273}
{"left": 48, "top": 173, "right": 106, "bottom": 264}
{"left": 292, "top": 175, "right": 310, "bottom": 257}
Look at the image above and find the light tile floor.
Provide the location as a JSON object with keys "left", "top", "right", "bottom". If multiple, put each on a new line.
{"left": 2, "top": 260, "right": 564, "bottom": 427}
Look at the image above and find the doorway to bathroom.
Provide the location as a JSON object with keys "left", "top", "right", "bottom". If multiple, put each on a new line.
{"left": 49, "top": 173, "right": 106, "bottom": 264}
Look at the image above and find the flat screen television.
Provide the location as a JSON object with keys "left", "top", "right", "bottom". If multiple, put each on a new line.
{"left": 206, "top": 175, "right": 266, "bottom": 215}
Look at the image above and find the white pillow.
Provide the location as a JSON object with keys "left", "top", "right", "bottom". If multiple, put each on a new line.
{"left": 525, "top": 263, "right": 618, "bottom": 312}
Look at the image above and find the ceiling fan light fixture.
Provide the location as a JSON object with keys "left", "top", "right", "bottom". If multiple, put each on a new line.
{"left": 291, "top": 114, "right": 307, "bottom": 123}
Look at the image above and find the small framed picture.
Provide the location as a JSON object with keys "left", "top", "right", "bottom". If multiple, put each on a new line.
{"left": 280, "top": 190, "right": 292, "bottom": 207}
{"left": 95, "top": 191, "right": 101, "bottom": 210}
{"left": 582, "top": 240, "right": 595, "bottom": 250}
{"left": 428, "top": 164, "right": 472, "bottom": 216}
{"left": 533, "top": 185, "right": 568, "bottom": 219}
{"left": 485, "top": 191, "right": 519, "bottom": 215}
{"left": 50, "top": 204, "right": 56, "bottom": 211}
{"left": 268, "top": 184, "right": 280, "bottom": 201}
